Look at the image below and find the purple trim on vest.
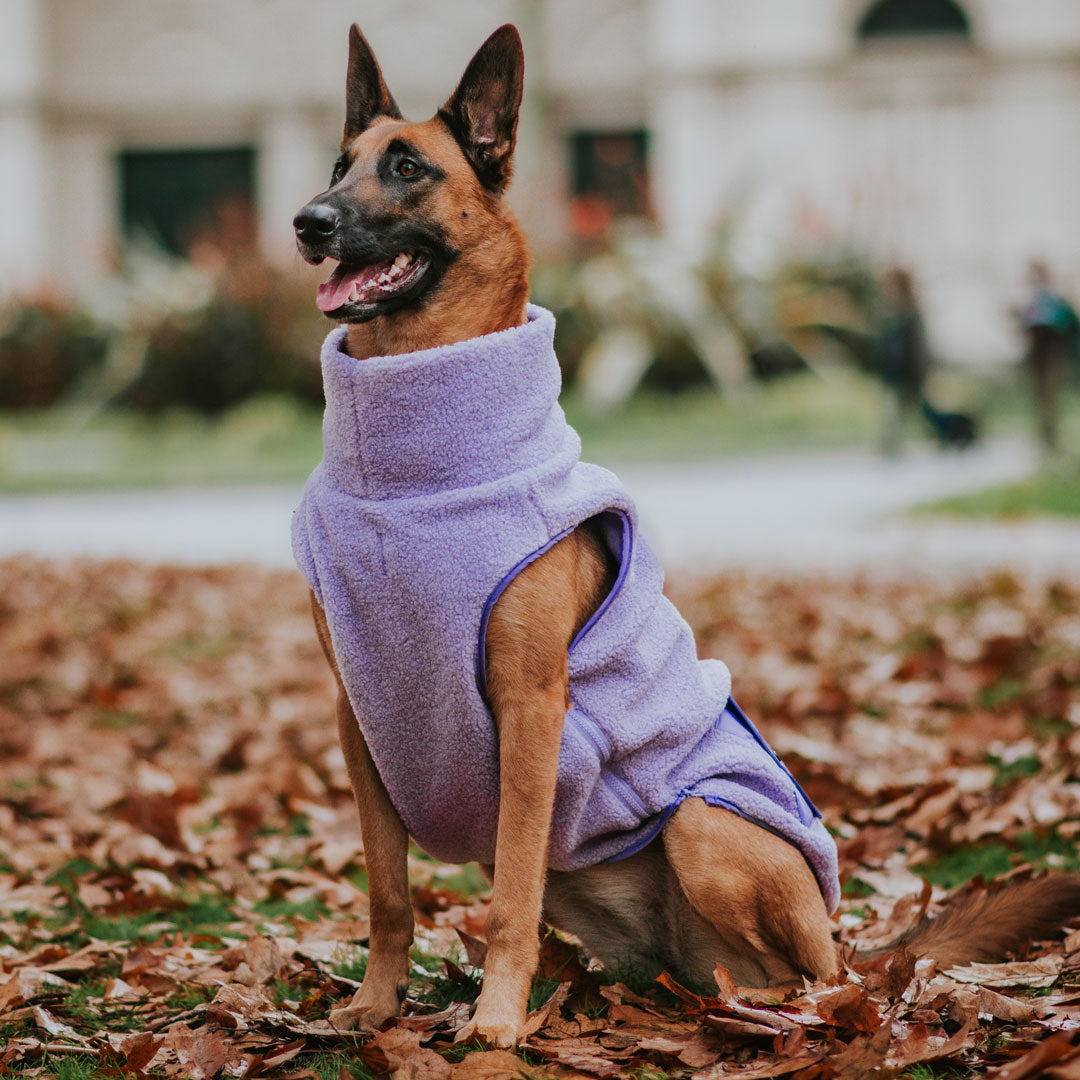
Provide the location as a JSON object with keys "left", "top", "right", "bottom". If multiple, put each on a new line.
{"left": 721, "top": 699, "right": 819, "bottom": 825}
{"left": 475, "top": 511, "right": 633, "bottom": 701}
{"left": 602, "top": 701, "right": 819, "bottom": 864}
{"left": 291, "top": 306, "right": 841, "bottom": 912}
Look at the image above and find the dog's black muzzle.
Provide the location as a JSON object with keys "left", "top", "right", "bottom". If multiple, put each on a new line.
{"left": 293, "top": 196, "right": 349, "bottom": 265}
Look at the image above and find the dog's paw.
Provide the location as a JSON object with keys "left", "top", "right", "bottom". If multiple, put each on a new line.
{"left": 455, "top": 1005, "right": 525, "bottom": 1050}
{"left": 329, "top": 983, "right": 405, "bottom": 1033}
{"left": 329, "top": 1002, "right": 393, "bottom": 1032}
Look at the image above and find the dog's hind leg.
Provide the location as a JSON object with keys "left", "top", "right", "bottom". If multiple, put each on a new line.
{"left": 543, "top": 838, "right": 708, "bottom": 984}
{"left": 662, "top": 799, "right": 838, "bottom": 987}
{"left": 311, "top": 595, "right": 414, "bottom": 1031}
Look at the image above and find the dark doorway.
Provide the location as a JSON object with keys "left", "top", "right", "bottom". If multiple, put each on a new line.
{"left": 857, "top": 0, "right": 971, "bottom": 39}
{"left": 119, "top": 146, "right": 256, "bottom": 256}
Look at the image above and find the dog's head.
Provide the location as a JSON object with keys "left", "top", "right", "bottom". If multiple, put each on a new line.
{"left": 294, "top": 25, "right": 526, "bottom": 331}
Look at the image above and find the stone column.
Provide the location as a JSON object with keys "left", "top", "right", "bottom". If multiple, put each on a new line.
{"left": 0, "top": 0, "right": 49, "bottom": 291}
{"left": 256, "top": 107, "right": 334, "bottom": 265}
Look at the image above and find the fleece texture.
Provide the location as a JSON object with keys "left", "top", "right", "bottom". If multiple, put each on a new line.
{"left": 292, "top": 305, "right": 840, "bottom": 912}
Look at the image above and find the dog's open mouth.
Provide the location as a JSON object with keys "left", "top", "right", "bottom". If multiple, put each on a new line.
{"left": 316, "top": 252, "right": 430, "bottom": 315}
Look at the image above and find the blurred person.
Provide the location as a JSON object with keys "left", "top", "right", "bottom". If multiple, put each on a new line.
{"left": 876, "top": 267, "right": 930, "bottom": 457}
{"left": 1017, "top": 260, "right": 1077, "bottom": 456}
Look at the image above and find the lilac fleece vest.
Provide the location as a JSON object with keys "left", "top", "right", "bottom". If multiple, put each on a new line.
{"left": 292, "top": 306, "right": 839, "bottom": 912}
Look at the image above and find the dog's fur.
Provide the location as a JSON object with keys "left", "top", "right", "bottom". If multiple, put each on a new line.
{"left": 294, "top": 25, "right": 1080, "bottom": 1047}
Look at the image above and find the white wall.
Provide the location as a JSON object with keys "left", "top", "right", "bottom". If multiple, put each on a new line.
{"left": 0, "top": 0, "right": 50, "bottom": 289}
{"left": 646, "top": 0, "right": 1080, "bottom": 363}
{"left": 5, "top": 0, "right": 1080, "bottom": 367}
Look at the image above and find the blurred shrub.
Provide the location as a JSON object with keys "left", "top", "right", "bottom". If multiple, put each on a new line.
{"left": 0, "top": 297, "right": 110, "bottom": 409}
{"left": 533, "top": 237, "right": 718, "bottom": 400}
{"left": 112, "top": 252, "right": 325, "bottom": 414}
{"left": 0, "top": 218, "right": 888, "bottom": 417}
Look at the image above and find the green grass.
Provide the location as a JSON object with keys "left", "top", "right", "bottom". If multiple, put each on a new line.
{"left": 331, "top": 947, "right": 368, "bottom": 983}
{"left": 291, "top": 1053, "right": 377, "bottom": 1080}
{"left": 563, "top": 369, "right": 882, "bottom": 465}
{"left": 4, "top": 374, "right": 1077, "bottom": 495}
{"left": 915, "top": 464, "right": 1080, "bottom": 520}
{"left": 987, "top": 753, "right": 1042, "bottom": 788}
{"left": 250, "top": 895, "right": 330, "bottom": 922}
{"left": 914, "top": 829, "right": 1080, "bottom": 889}
{"left": 900, "top": 1064, "right": 976, "bottom": 1080}
{"left": 41, "top": 875, "right": 242, "bottom": 944}
{"left": 38, "top": 1056, "right": 107, "bottom": 1080}
{"left": 0, "top": 396, "right": 324, "bottom": 492}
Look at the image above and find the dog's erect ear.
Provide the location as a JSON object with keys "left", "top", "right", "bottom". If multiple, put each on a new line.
{"left": 438, "top": 25, "right": 524, "bottom": 193}
{"left": 344, "top": 25, "right": 402, "bottom": 141}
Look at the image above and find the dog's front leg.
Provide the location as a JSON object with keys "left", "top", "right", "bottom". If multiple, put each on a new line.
{"left": 457, "top": 541, "right": 582, "bottom": 1048}
{"left": 331, "top": 696, "right": 413, "bottom": 1029}
{"left": 312, "top": 597, "right": 413, "bottom": 1031}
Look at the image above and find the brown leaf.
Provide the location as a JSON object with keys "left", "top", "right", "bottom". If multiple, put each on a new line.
{"left": 243, "top": 1039, "right": 306, "bottom": 1077}
{"left": 0, "top": 968, "right": 70, "bottom": 1013}
{"left": 360, "top": 1026, "right": 452, "bottom": 1080}
{"left": 455, "top": 928, "right": 488, "bottom": 969}
{"left": 983, "top": 1032, "right": 1080, "bottom": 1079}
{"left": 104, "top": 1030, "right": 161, "bottom": 1072}
{"left": 887, "top": 1021, "right": 977, "bottom": 1070}
{"left": 945, "top": 956, "right": 1065, "bottom": 988}
{"left": 829, "top": 1020, "right": 894, "bottom": 1080}
{"left": 808, "top": 983, "right": 883, "bottom": 1033}
{"left": 235, "top": 935, "right": 287, "bottom": 986}
{"left": 103, "top": 975, "right": 151, "bottom": 1002}
{"left": 519, "top": 981, "right": 570, "bottom": 1039}
{"left": 32, "top": 1006, "right": 87, "bottom": 1044}
{"left": 546, "top": 1046, "right": 621, "bottom": 1078}
{"left": 691, "top": 1052, "right": 824, "bottom": 1079}
{"left": 702, "top": 1013, "right": 781, "bottom": 1038}
{"left": 712, "top": 963, "right": 738, "bottom": 1001}
{"left": 449, "top": 1049, "right": 528, "bottom": 1080}
{"left": 977, "top": 987, "right": 1038, "bottom": 1023}
{"left": 637, "top": 1028, "right": 722, "bottom": 1068}
{"left": 162, "top": 1021, "right": 240, "bottom": 1080}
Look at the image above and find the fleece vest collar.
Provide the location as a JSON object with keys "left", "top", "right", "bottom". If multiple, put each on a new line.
{"left": 318, "top": 306, "right": 567, "bottom": 499}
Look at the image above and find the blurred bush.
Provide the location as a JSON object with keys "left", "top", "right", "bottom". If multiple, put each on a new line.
{"left": 533, "top": 226, "right": 884, "bottom": 412}
{"left": 112, "top": 253, "right": 325, "bottom": 414}
{"left": 0, "top": 297, "right": 110, "bottom": 409}
{"left": 0, "top": 216, "right": 891, "bottom": 417}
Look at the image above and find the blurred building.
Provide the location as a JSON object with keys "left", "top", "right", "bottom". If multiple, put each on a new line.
{"left": 3, "top": 0, "right": 1080, "bottom": 362}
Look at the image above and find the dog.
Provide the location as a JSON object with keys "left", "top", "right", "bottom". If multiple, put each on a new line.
{"left": 291, "top": 24, "right": 1080, "bottom": 1048}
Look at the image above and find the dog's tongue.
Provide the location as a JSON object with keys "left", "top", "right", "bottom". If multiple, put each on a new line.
{"left": 316, "top": 259, "right": 395, "bottom": 312}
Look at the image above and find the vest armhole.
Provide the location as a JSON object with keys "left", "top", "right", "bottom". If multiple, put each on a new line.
{"left": 474, "top": 510, "right": 633, "bottom": 703}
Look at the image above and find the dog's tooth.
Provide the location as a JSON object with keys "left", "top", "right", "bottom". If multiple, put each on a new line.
{"left": 393, "top": 254, "right": 408, "bottom": 269}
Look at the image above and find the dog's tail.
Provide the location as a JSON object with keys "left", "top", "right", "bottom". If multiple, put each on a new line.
{"left": 860, "top": 875, "right": 1080, "bottom": 968}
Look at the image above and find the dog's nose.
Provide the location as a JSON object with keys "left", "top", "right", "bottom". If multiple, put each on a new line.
{"left": 293, "top": 203, "right": 340, "bottom": 243}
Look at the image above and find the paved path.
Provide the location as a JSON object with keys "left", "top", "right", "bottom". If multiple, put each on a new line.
{"left": 2, "top": 439, "right": 1077, "bottom": 578}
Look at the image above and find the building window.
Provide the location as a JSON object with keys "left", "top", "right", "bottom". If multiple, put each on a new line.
{"left": 568, "top": 130, "right": 650, "bottom": 239}
{"left": 857, "top": 0, "right": 971, "bottom": 39}
{"left": 119, "top": 147, "right": 256, "bottom": 259}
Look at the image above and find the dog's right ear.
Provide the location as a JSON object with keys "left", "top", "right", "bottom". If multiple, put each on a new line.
{"left": 343, "top": 25, "right": 402, "bottom": 142}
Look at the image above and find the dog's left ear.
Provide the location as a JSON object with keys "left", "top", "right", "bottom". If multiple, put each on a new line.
{"left": 438, "top": 24, "right": 524, "bottom": 193}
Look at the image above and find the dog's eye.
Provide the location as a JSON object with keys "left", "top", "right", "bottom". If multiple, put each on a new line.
{"left": 396, "top": 159, "right": 421, "bottom": 178}
{"left": 330, "top": 157, "right": 348, "bottom": 186}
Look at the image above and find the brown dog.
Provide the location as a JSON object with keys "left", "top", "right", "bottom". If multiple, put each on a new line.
{"left": 293, "top": 24, "right": 1080, "bottom": 1048}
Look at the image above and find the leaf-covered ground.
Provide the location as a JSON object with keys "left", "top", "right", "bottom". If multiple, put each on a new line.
{"left": 2, "top": 557, "right": 1080, "bottom": 1079}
